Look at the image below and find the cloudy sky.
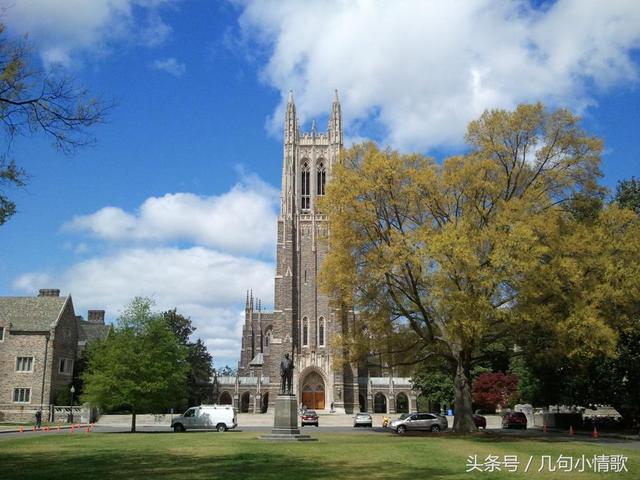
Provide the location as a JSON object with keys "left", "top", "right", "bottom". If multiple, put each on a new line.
{"left": 1, "top": 0, "right": 639, "bottom": 367}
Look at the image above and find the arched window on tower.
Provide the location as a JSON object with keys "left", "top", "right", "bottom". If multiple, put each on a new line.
{"left": 318, "top": 317, "right": 325, "bottom": 346}
{"left": 317, "top": 160, "right": 326, "bottom": 196}
{"left": 302, "top": 317, "right": 309, "bottom": 346}
{"left": 301, "top": 161, "right": 310, "bottom": 210}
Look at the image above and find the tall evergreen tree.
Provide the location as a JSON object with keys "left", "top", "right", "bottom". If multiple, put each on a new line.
{"left": 161, "top": 309, "right": 215, "bottom": 407}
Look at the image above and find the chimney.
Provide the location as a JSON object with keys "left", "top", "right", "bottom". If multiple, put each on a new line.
{"left": 38, "top": 289, "right": 60, "bottom": 297}
{"left": 87, "top": 310, "right": 105, "bottom": 325}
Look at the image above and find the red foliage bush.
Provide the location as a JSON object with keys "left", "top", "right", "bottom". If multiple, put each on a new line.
{"left": 472, "top": 372, "right": 519, "bottom": 411}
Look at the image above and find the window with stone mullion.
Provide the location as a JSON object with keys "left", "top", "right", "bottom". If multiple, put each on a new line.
{"left": 318, "top": 318, "right": 325, "bottom": 346}
{"left": 302, "top": 317, "right": 309, "bottom": 346}
{"left": 301, "top": 161, "right": 310, "bottom": 210}
{"left": 317, "top": 161, "right": 326, "bottom": 196}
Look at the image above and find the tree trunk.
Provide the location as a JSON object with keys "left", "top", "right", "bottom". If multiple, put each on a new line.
{"left": 452, "top": 353, "right": 477, "bottom": 433}
{"left": 131, "top": 409, "right": 136, "bottom": 433}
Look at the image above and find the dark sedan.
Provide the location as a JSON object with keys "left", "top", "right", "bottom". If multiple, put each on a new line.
{"left": 301, "top": 410, "right": 319, "bottom": 427}
{"left": 473, "top": 414, "right": 487, "bottom": 429}
{"left": 502, "top": 411, "right": 527, "bottom": 429}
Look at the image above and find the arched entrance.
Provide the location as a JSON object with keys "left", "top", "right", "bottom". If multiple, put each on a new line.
{"left": 374, "top": 392, "right": 387, "bottom": 413}
{"left": 219, "top": 392, "right": 233, "bottom": 405}
{"left": 359, "top": 394, "right": 367, "bottom": 412}
{"left": 240, "top": 392, "right": 250, "bottom": 413}
{"left": 396, "top": 393, "right": 409, "bottom": 413}
{"left": 261, "top": 393, "right": 269, "bottom": 413}
{"left": 301, "top": 371, "right": 325, "bottom": 410}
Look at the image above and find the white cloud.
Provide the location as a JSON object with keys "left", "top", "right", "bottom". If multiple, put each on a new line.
{"left": 237, "top": 0, "right": 640, "bottom": 151}
{"left": 65, "top": 176, "right": 279, "bottom": 255}
{"left": 4, "top": 0, "right": 175, "bottom": 65}
{"left": 15, "top": 174, "right": 280, "bottom": 367}
{"left": 14, "top": 247, "right": 275, "bottom": 366}
{"left": 152, "top": 57, "right": 186, "bottom": 77}
{"left": 140, "top": 11, "right": 173, "bottom": 47}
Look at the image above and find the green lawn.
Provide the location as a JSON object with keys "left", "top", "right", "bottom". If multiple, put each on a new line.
{"left": 2, "top": 431, "right": 638, "bottom": 479}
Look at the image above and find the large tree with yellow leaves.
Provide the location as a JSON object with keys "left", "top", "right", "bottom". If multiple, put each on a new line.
{"left": 319, "top": 104, "right": 639, "bottom": 432}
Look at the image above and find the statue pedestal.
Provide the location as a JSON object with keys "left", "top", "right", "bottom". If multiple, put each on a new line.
{"left": 258, "top": 394, "right": 316, "bottom": 441}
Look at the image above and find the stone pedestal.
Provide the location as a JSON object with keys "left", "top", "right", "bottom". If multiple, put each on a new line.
{"left": 258, "top": 394, "right": 316, "bottom": 441}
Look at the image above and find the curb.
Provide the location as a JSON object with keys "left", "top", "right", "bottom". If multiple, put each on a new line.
{"left": 0, "top": 425, "right": 88, "bottom": 435}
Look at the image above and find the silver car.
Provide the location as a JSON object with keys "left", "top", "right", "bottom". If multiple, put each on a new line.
{"left": 353, "top": 413, "right": 373, "bottom": 427}
{"left": 390, "top": 412, "right": 448, "bottom": 433}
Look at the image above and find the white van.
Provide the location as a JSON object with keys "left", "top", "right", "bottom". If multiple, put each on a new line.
{"left": 171, "top": 405, "right": 237, "bottom": 432}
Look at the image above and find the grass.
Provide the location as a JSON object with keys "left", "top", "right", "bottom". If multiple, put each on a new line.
{"left": 2, "top": 431, "right": 638, "bottom": 479}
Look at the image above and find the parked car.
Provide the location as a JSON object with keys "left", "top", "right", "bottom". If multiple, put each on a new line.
{"left": 390, "top": 412, "right": 448, "bottom": 434}
{"left": 473, "top": 414, "right": 487, "bottom": 429}
{"left": 502, "top": 411, "right": 527, "bottom": 429}
{"left": 301, "top": 410, "right": 319, "bottom": 427}
{"left": 353, "top": 413, "right": 373, "bottom": 428}
{"left": 171, "top": 405, "right": 237, "bottom": 432}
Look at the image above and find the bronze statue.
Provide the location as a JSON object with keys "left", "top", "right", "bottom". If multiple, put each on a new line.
{"left": 280, "top": 353, "right": 294, "bottom": 395}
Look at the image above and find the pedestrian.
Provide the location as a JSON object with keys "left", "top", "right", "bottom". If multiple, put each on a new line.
{"left": 35, "top": 409, "right": 42, "bottom": 429}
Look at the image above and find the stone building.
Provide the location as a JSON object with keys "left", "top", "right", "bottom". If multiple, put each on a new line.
{"left": 0, "top": 289, "right": 109, "bottom": 421}
{"left": 218, "top": 92, "right": 417, "bottom": 414}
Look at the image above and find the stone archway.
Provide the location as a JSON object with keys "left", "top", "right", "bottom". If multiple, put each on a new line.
{"left": 374, "top": 392, "right": 387, "bottom": 413}
{"left": 240, "top": 392, "right": 251, "bottom": 413}
{"left": 219, "top": 391, "right": 233, "bottom": 405}
{"left": 396, "top": 393, "right": 409, "bottom": 413}
{"left": 359, "top": 394, "right": 367, "bottom": 412}
{"left": 300, "top": 371, "right": 325, "bottom": 410}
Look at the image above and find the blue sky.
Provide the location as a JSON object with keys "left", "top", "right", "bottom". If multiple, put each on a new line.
{"left": 1, "top": 0, "right": 639, "bottom": 367}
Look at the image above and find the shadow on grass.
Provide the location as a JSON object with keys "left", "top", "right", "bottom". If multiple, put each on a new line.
{"left": 3, "top": 448, "right": 452, "bottom": 480}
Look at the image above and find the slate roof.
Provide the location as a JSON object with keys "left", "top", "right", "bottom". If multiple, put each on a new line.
{"left": 0, "top": 296, "right": 68, "bottom": 332}
{"left": 77, "top": 318, "right": 111, "bottom": 343}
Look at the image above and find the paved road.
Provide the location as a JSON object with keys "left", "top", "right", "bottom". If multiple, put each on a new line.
{"left": 2, "top": 425, "right": 639, "bottom": 449}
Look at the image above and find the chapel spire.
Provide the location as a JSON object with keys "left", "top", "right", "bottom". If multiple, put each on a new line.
{"left": 284, "top": 90, "right": 298, "bottom": 145}
{"left": 328, "top": 89, "right": 342, "bottom": 145}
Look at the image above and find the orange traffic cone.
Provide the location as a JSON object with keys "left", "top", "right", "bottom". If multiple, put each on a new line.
{"left": 592, "top": 426, "right": 599, "bottom": 439}
{"left": 569, "top": 425, "right": 574, "bottom": 436}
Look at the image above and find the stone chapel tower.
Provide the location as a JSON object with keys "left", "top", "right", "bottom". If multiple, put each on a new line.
{"left": 232, "top": 92, "right": 415, "bottom": 415}
{"left": 238, "top": 91, "right": 359, "bottom": 413}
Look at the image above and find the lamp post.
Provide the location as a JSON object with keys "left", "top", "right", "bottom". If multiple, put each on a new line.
{"left": 69, "top": 385, "right": 76, "bottom": 423}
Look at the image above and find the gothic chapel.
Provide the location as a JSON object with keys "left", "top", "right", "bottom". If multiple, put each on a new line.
{"left": 217, "top": 92, "right": 416, "bottom": 414}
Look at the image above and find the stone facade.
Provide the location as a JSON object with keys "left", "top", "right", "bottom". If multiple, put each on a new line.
{"left": 220, "top": 92, "right": 417, "bottom": 414}
{"left": 0, "top": 289, "right": 109, "bottom": 422}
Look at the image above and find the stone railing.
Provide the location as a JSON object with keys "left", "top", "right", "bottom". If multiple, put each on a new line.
{"left": 51, "top": 405, "right": 83, "bottom": 423}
